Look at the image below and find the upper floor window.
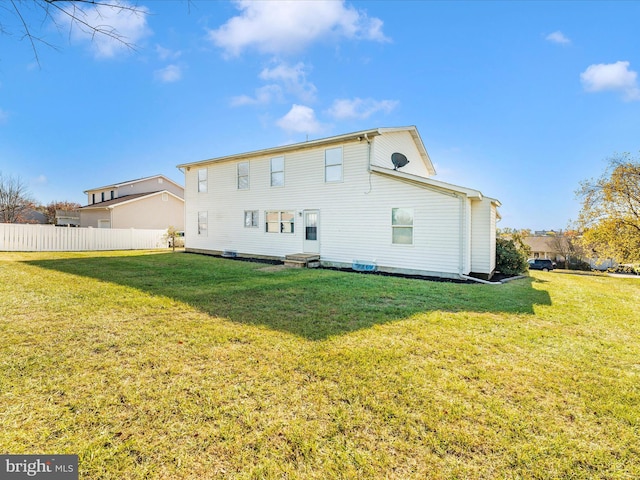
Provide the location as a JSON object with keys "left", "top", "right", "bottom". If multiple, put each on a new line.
{"left": 101, "top": 192, "right": 105, "bottom": 202}
{"left": 270, "top": 156, "right": 285, "bottom": 187}
{"left": 198, "top": 168, "right": 207, "bottom": 193}
{"left": 237, "top": 162, "right": 249, "bottom": 190}
{"left": 325, "top": 147, "right": 343, "bottom": 182}
{"left": 392, "top": 208, "right": 414, "bottom": 245}
{"left": 110, "top": 190, "right": 115, "bottom": 200}
{"left": 92, "top": 193, "right": 96, "bottom": 204}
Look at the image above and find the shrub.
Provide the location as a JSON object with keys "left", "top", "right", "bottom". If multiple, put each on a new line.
{"left": 496, "top": 238, "right": 529, "bottom": 275}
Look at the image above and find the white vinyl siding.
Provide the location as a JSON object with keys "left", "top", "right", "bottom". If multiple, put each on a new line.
{"left": 181, "top": 130, "right": 493, "bottom": 277}
{"left": 371, "top": 130, "right": 432, "bottom": 177}
{"left": 470, "top": 198, "right": 497, "bottom": 274}
{"left": 270, "top": 156, "right": 285, "bottom": 187}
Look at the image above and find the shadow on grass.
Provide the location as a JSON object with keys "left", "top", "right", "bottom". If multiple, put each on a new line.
{"left": 27, "top": 252, "right": 551, "bottom": 340}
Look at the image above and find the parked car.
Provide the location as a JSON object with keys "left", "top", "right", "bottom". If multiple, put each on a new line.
{"left": 528, "top": 259, "right": 555, "bottom": 271}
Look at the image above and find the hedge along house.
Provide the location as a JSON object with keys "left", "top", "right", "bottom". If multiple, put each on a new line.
{"left": 177, "top": 126, "right": 501, "bottom": 280}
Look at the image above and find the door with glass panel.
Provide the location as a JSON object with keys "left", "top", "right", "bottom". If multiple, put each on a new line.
{"left": 303, "top": 210, "right": 320, "bottom": 253}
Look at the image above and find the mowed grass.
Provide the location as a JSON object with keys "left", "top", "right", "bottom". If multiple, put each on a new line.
{"left": 0, "top": 251, "right": 639, "bottom": 479}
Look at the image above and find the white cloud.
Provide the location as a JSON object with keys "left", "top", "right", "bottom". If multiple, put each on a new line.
{"left": 545, "top": 31, "right": 570, "bottom": 45}
{"left": 231, "top": 85, "right": 284, "bottom": 106}
{"left": 231, "top": 62, "right": 316, "bottom": 107}
{"left": 0, "top": 108, "right": 8, "bottom": 124}
{"left": 259, "top": 62, "right": 317, "bottom": 102}
{"left": 156, "top": 45, "right": 182, "bottom": 61}
{"left": 58, "top": 1, "right": 151, "bottom": 58}
{"left": 580, "top": 61, "right": 640, "bottom": 101}
{"left": 327, "top": 97, "right": 398, "bottom": 120}
{"left": 208, "top": 0, "right": 389, "bottom": 57}
{"left": 33, "top": 175, "right": 48, "bottom": 185}
{"left": 276, "top": 105, "right": 323, "bottom": 134}
{"left": 154, "top": 64, "right": 182, "bottom": 83}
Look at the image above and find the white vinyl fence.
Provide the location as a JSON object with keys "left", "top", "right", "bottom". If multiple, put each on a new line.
{"left": 0, "top": 223, "right": 169, "bottom": 252}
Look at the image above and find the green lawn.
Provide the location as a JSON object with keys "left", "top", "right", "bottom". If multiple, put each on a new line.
{"left": 1, "top": 250, "right": 639, "bottom": 479}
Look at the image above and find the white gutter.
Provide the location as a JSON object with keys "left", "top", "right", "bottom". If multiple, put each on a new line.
{"left": 459, "top": 274, "right": 502, "bottom": 285}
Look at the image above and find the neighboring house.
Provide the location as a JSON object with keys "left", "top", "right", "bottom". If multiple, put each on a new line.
{"left": 177, "top": 126, "right": 501, "bottom": 280}
{"left": 523, "top": 235, "right": 616, "bottom": 270}
{"left": 523, "top": 236, "right": 562, "bottom": 262}
{"left": 55, "top": 210, "right": 80, "bottom": 227}
{"left": 79, "top": 175, "right": 184, "bottom": 230}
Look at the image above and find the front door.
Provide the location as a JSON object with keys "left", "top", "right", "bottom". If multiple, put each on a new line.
{"left": 303, "top": 210, "right": 319, "bottom": 253}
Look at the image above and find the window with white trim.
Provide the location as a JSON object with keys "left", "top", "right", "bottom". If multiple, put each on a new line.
{"left": 392, "top": 208, "right": 413, "bottom": 245}
{"left": 198, "top": 168, "right": 207, "bottom": 193}
{"left": 270, "top": 156, "right": 285, "bottom": 187}
{"left": 325, "top": 147, "right": 343, "bottom": 182}
{"left": 244, "top": 210, "right": 259, "bottom": 228}
{"left": 237, "top": 162, "right": 249, "bottom": 189}
{"left": 198, "top": 211, "right": 208, "bottom": 236}
{"left": 265, "top": 211, "right": 295, "bottom": 233}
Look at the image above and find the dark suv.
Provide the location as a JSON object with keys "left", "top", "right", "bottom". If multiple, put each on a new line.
{"left": 528, "top": 259, "right": 555, "bottom": 271}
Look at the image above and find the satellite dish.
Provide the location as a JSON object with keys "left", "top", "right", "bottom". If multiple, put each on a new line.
{"left": 391, "top": 152, "right": 409, "bottom": 170}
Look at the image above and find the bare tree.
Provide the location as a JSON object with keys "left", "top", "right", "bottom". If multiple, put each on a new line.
{"left": 1, "top": 0, "right": 147, "bottom": 64}
{"left": 0, "top": 172, "right": 36, "bottom": 223}
{"left": 549, "top": 231, "right": 585, "bottom": 268}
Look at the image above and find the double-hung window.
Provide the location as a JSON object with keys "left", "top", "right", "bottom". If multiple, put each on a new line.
{"left": 237, "top": 162, "right": 249, "bottom": 190}
{"left": 198, "top": 211, "right": 208, "bottom": 236}
{"left": 198, "top": 168, "right": 207, "bottom": 193}
{"left": 270, "top": 156, "right": 285, "bottom": 187}
{"left": 325, "top": 147, "right": 343, "bottom": 182}
{"left": 392, "top": 208, "right": 414, "bottom": 245}
{"left": 244, "top": 210, "right": 259, "bottom": 228}
{"left": 265, "top": 211, "right": 295, "bottom": 233}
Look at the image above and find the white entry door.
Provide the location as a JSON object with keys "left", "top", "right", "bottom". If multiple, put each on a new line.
{"left": 303, "top": 210, "right": 319, "bottom": 253}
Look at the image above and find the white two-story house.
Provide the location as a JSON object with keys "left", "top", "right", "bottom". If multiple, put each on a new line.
{"left": 177, "top": 126, "right": 500, "bottom": 280}
{"left": 79, "top": 174, "right": 184, "bottom": 230}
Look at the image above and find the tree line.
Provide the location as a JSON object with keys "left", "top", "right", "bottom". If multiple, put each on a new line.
{"left": 0, "top": 171, "right": 80, "bottom": 224}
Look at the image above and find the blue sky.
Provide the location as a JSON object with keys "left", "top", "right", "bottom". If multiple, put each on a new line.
{"left": 1, "top": 0, "right": 639, "bottom": 231}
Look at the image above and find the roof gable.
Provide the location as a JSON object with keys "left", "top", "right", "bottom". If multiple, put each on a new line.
{"left": 80, "top": 190, "right": 184, "bottom": 209}
{"left": 83, "top": 174, "right": 183, "bottom": 194}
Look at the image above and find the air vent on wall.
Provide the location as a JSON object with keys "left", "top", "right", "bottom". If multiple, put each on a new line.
{"left": 391, "top": 152, "right": 409, "bottom": 170}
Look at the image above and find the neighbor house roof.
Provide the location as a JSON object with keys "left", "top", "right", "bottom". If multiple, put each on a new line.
{"left": 176, "top": 126, "right": 436, "bottom": 176}
{"left": 80, "top": 191, "right": 184, "bottom": 210}
{"left": 83, "top": 174, "right": 184, "bottom": 194}
{"left": 523, "top": 236, "right": 558, "bottom": 253}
